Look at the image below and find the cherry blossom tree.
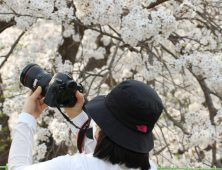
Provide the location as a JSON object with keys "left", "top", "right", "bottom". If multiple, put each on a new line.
{"left": 0, "top": 0, "right": 222, "bottom": 168}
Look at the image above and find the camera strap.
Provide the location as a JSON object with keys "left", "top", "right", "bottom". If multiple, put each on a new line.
{"left": 55, "top": 101, "right": 93, "bottom": 153}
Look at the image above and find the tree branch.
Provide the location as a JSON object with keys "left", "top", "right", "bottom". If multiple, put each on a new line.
{"left": 153, "top": 145, "right": 168, "bottom": 155}
{"left": 108, "top": 41, "right": 121, "bottom": 88}
{"left": 0, "top": 21, "right": 16, "bottom": 33}
{"left": 190, "top": 74, "right": 218, "bottom": 124}
{"left": 210, "top": 90, "right": 222, "bottom": 101}
{"left": 0, "top": 31, "right": 26, "bottom": 69}
{"left": 146, "top": 0, "right": 170, "bottom": 9}
{"left": 163, "top": 106, "right": 191, "bottom": 135}
{"left": 157, "top": 122, "right": 173, "bottom": 158}
{"left": 160, "top": 43, "right": 179, "bottom": 59}
{"left": 72, "top": 20, "right": 122, "bottom": 41}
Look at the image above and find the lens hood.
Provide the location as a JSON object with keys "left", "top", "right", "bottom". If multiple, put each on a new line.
{"left": 20, "top": 63, "right": 39, "bottom": 86}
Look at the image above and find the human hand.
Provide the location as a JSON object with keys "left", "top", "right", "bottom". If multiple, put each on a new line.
{"left": 22, "top": 86, "right": 48, "bottom": 119}
{"left": 64, "top": 91, "right": 84, "bottom": 119}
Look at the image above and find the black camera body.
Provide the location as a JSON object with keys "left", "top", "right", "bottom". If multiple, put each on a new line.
{"left": 44, "top": 72, "right": 83, "bottom": 107}
{"left": 20, "top": 63, "right": 83, "bottom": 108}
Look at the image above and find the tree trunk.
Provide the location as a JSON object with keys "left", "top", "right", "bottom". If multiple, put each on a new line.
{"left": 58, "top": 24, "right": 85, "bottom": 65}
{"left": 0, "top": 74, "right": 11, "bottom": 166}
{"left": 0, "top": 20, "right": 15, "bottom": 33}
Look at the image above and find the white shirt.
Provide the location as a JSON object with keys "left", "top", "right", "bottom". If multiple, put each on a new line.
{"left": 8, "top": 112, "right": 158, "bottom": 170}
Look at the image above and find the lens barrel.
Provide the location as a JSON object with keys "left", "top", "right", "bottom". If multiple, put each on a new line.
{"left": 20, "top": 63, "right": 52, "bottom": 96}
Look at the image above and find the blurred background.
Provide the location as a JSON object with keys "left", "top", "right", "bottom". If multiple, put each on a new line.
{"left": 0, "top": 0, "right": 222, "bottom": 168}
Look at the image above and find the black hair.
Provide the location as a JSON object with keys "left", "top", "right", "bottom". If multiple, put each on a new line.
{"left": 93, "top": 130, "right": 151, "bottom": 170}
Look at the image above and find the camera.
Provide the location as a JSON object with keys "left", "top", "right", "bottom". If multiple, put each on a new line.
{"left": 20, "top": 63, "right": 83, "bottom": 107}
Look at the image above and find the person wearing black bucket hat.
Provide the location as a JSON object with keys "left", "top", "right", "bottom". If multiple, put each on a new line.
{"left": 86, "top": 80, "right": 163, "bottom": 153}
{"left": 8, "top": 80, "right": 163, "bottom": 170}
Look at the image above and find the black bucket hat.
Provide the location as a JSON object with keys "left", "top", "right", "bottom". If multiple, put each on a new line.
{"left": 85, "top": 80, "right": 163, "bottom": 153}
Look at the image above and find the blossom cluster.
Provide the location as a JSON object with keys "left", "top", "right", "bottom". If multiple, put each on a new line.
{"left": 185, "top": 111, "right": 217, "bottom": 146}
{"left": 49, "top": 116, "right": 72, "bottom": 146}
{"left": 214, "top": 109, "right": 222, "bottom": 136}
{"left": 200, "top": 36, "right": 217, "bottom": 50}
{"left": 0, "top": 2, "right": 15, "bottom": 22}
{"left": 167, "top": 51, "right": 222, "bottom": 91}
{"left": 36, "top": 127, "right": 51, "bottom": 142}
{"left": 74, "top": 0, "right": 123, "bottom": 26}
{"left": 0, "top": 0, "right": 74, "bottom": 30}
{"left": 121, "top": 7, "right": 178, "bottom": 46}
{"left": 3, "top": 96, "right": 25, "bottom": 116}
{"left": 175, "top": 3, "right": 196, "bottom": 19}
{"left": 35, "top": 143, "right": 47, "bottom": 160}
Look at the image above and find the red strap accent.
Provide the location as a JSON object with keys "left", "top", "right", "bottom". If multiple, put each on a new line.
{"left": 77, "top": 119, "right": 89, "bottom": 153}
{"left": 81, "top": 121, "right": 90, "bottom": 153}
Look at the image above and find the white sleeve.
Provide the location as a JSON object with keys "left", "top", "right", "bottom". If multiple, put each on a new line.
{"left": 70, "top": 111, "right": 97, "bottom": 154}
{"left": 8, "top": 113, "right": 72, "bottom": 170}
{"left": 149, "top": 160, "right": 158, "bottom": 170}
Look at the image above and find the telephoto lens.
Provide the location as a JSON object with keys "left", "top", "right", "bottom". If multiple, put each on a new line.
{"left": 20, "top": 63, "right": 52, "bottom": 96}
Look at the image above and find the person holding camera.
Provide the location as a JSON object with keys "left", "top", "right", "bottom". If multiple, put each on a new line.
{"left": 8, "top": 79, "right": 163, "bottom": 170}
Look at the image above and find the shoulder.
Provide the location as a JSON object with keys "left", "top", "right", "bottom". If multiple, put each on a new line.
{"left": 70, "top": 153, "right": 98, "bottom": 166}
{"left": 74, "top": 152, "right": 101, "bottom": 163}
{"left": 72, "top": 152, "right": 112, "bottom": 169}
